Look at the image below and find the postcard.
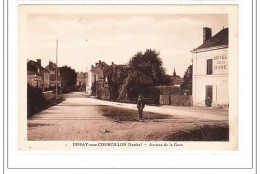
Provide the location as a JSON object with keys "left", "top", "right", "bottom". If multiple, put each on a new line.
{"left": 18, "top": 4, "right": 238, "bottom": 151}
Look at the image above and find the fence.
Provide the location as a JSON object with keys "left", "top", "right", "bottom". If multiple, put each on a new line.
{"left": 160, "top": 95, "right": 192, "bottom": 106}
{"left": 159, "top": 95, "right": 170, "bottom": 105}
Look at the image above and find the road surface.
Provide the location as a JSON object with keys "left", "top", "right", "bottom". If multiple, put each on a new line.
{"left": 27, "top": 92, "right": 228, "bottom": 141}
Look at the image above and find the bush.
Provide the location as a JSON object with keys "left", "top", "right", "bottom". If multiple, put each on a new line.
{"left": 45, "top": 86, "right": 61, "bottom": 94}
{"left": 27, "top": 85, "right": 48, "bottom": 118}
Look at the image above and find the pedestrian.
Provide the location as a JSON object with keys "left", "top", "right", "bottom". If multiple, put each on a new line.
{"left": 205, "top": 96, "right": 212, "bottom": 107}
{"left": 137, "top": 94, "right": 145, "bottom": 120}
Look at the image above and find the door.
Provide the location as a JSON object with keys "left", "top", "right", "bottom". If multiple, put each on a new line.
{"left": 205, "top": 85, "right": 213, "bottom": 100}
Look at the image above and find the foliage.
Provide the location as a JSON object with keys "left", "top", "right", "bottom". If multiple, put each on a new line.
{"left": 27, "top": 85, "right": 64, "bottom": 118}
{"left": 59, "top": 66, "right": 77, "bottom": 94}
{"left": 124, "top": 49, "right": 171, "bottom": 99}
{"left": 27, "top": 84, "right": 47, "bottom": 118}
{"left": 180, "top": 65, "right": 192, "bottom": 94}
{"left": 45, "top": 86, "right": 61, "bottom": 94}
{"left": 104, "top": 65, "right": 130, "bottom": 100}
{"left": 100, "top": 49, "right": 171, "bottom": 101}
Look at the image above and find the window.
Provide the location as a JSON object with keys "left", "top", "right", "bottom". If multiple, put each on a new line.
{"left": 207, "top": 59, "right": 213, "bottom": 75}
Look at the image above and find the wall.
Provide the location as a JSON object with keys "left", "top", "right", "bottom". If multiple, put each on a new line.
{"left": 42, "top": 91, "right": 54, "bottom": 101}
{"left": 192, "top": 48, "right": 229, "bottom": 107}
{"left": 86, "top": 71, "right": 92, "bottom": 95}
{"left": 44, "top": 72, "right": 50, "bottom": 88}
{"left": 91, "top": 65, "right": 105, "bottom": 83}
{"left": 27, "top": 73, "right": 35, "bottom": 87}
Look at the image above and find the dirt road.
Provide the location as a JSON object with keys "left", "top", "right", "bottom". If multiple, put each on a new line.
{"left": 27, "top": 92, "right": 228, "bottom": 141}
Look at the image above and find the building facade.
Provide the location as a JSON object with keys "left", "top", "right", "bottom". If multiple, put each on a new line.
{"left": 45, "top": 61, "right": 61, "bottom": 88}
{"left": 27, "top": 59, "right": 50, "bottom": 90}
{"left": 86, "top": 70, "right": 92, "bottom": 95}
{"left": 77, "top": 72, "right": 87, "bottom": 91}
{"left": 86, "top": 60, "right": 110, "bottom": 99}
{"left": 191, "top": 27, "right": 228, "bottom": 107}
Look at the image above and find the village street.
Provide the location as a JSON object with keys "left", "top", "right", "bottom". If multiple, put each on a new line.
{"left": 27, "top": 92, "right": 229, "bottom": 141}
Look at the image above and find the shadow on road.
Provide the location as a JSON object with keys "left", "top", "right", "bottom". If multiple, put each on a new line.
{"left": 57, "top": 104, "right": 105, "bottom": 107}
{"left": 164, "top": 125, "right": 229, "bottom": 141}
{"left": 27, "top": 123, "right": 53, "bottom": 128}
{"left": 98, "top": 105, "right": 172, "bottom": 122}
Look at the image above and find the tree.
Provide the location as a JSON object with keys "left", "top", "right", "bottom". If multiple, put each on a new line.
{"left": 59, "top": 65, "right": 77, "bottom": 93}
{"left": 104, "top": 65, "right": 130, "bottom": 100}
{"left": 180, "top": 65, "right": 192, "bottom": 95}
{"left": 122, "top": 49, "right": 171, "bottom": 99}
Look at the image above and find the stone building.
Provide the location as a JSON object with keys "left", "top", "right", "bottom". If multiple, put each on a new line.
{"left": 27, "top": 59, "right": 50, "bottom": 90}
{"left": 45, "top": 61, "right": 61, "bottom": 88}
{"left": 88, "top": 60, "right": 110, "bottom": 99}
{"left": 191, "top": 27, "right": 228, "bottom": 107}
{"left": 77, "top": 72, "right": 87, "bottom": 91}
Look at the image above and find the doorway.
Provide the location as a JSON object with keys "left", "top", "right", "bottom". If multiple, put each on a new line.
{"left": 205, "top": 85, "right": 213, "bottom": 100}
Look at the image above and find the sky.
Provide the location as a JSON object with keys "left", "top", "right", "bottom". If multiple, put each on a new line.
{"left": 27, "top": 13, "right": 228, "bottom": 77}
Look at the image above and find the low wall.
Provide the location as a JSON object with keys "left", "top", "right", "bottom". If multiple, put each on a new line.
{"left": 42, "top": 91, "right": 54, "bottom": 101}
{"left": 159, "top": 95, "right": 170, "bottom": 105}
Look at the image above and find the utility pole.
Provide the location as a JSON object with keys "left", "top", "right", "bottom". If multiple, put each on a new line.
{"left": 55, "top": 40, "right": 58, "bottom": 99}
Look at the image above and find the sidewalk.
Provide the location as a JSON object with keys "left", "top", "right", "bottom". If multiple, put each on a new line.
{"left": 84, "top": 96, "right": 229, "bottom": 121}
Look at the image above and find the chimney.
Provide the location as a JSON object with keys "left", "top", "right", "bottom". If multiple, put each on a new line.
{"left": 37, "top": 59, "right": 41, "bottom": 66}
{"left": 99, "top": 60, "right": 101, "bottom": 64}
{"left": 203, "top": 27, "right": 212, "bottom": 43}
{"left": 96, "top": 62, "right": 98, "bottom": 66}
{"left": 111, "top": 62, "right": 115, "bottom": 70}
{"left": 91, "top": 65, "right": 94, "bottom": 69}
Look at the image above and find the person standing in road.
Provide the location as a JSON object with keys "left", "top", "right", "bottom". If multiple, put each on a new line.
{"left": 205, "top": 96, "right": 212, "bottom": 107}
{"left": 137, "top": 94, "right": 145, "bottom": 120}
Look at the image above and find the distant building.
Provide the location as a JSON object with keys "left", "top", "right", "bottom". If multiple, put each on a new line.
{"left": 77, "top": 72, "right": 86, "bottom": 86}
{"left": 45, "top": 61, "right": 61, "bottom": 88}
{"left": 169, "top": 68, "right": 183, "bottom": 87}
{"left": 27, "top": 59, "right": 50, "bottom": 90}
{"left": 77, "top": 72, "right": 87, "bottom": 91}
{"left": 191, "top": 27, "right": 228, "bottom": 107}
{"left": 91, "top": 60, "right": 108, "bottom": 84}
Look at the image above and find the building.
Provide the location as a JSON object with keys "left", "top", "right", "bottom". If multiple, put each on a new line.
{"left": 77, "top": 72, "right": 87, "bottom": 91}
{"left": 86, "top": 70, "right": 92, "bottom": 95}
{"left": 27, "top": 59, "right": 50, "bottom": 90}
{"left": 169, "top": 68, "right": 183, "bottom": 87}
{"left": 87, "top": 60, "right": 109, "bottom": 99}
{"left": 77, "top": 72, "right": 87, "bottom": 86}
{"left": 191, "top": 27, "right": 228, "bottom": 107}
{"left": 45, "top": 61, "right": 61, "bottom": 88}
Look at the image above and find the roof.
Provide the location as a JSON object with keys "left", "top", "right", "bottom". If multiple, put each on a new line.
{"left": 77, "top": 72, "right": 87, "bottom": 79}
{"left": 91, "top": 61, "right": 108, "bottom": 71}
{"left": 192, "top": 28, "right": 228, "bottom": 52}
{"left": 45, "top": 62, "right": 58, "bottom": 71}
{"left": 27, "top": 60, "right": 49, "bottom": 74}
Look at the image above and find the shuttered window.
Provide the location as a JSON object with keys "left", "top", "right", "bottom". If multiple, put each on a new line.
{"left": 207, "top": 59, "right": 213, "bottom": 75}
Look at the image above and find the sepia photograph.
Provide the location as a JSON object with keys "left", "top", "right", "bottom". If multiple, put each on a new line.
{"left": 18, "top": 5, "right": 238, "bottom": 150}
